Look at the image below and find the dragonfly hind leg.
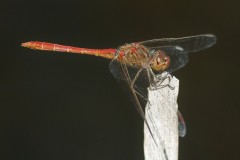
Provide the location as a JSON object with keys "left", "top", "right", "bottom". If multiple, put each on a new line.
{"left": 130, "top": 68, "right": 151, "bottom": 105}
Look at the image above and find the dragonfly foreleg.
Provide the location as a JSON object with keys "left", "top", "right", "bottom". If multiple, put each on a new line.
{"left": 148, "top": 70, "right": 174, "bottom": 90}
{"left": 156, "top": 72, "right": 175, "bottom": 90}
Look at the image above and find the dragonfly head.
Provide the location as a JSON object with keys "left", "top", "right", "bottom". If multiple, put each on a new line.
{"left": 150, "top": 50, "right": 170, "bottom": 72}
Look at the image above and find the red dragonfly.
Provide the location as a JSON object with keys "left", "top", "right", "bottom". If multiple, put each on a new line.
{"left": 22, "top": 34, "right": 216, "bottom": 145}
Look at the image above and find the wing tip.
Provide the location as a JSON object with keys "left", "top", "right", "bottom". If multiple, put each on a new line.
{"left": 207, "top": 33, "right": 217, "bottom": 43}
{"left": 201, "top": 34, "right": 217, "bottom": 47}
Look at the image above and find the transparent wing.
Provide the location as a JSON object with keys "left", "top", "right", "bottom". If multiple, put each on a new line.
{"left": 177, "top": 111, "right": 186, "bottom": 137}
{"left": 140, "top": 34, "right": 216, "bottom": 54}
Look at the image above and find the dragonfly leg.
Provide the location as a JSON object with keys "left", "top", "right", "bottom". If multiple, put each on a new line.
{"left": 130, "top": 69, "right": 152, "bottom": 105}
{"left": 130, "top": 68, "right": 143, "bottom": 88}
{"left": 121, "top": 64, "right": 149, "bottom": 105}
{"left": 147, "top": 68, "right": 161, "bottom": 90}
{"left": 121, "top": 65, "right": 159, "bottom": 147}
{"left": 134, "top": 88, "right": 151, "bottom": 105}
{"left": 154, "top": 72, "right": 175, "bottom": 90}
{"left": 147, "top": 69, "right": 171, "bottom": 90}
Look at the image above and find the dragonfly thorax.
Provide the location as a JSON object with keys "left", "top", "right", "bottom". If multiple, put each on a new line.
{"left": 116, "top": 43, "right": 151, "bottom": 69}
{"left": 117, "top": 43, "right": 170, "bottom": 72}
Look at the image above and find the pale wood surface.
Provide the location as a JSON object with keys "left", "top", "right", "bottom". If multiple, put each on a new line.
{"left": 144, "top": 76, "right": 179, "bottom": 160}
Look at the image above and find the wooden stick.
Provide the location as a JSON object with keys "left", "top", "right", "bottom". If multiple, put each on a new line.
{"left": 144, "top": 76, "right": 179, "bottom": 160}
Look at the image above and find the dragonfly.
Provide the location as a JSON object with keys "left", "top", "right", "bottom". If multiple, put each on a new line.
{"left": 22, "top": 34, "right": 216, "bottom": 146}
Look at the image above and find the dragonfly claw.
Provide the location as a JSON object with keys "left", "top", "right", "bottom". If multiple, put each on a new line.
{"left": 149, "top": 72, "right": 175, "bottom": 90}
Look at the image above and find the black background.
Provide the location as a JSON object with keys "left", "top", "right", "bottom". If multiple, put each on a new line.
{"left": 1, "top": 0, "right": 240, "bottom": 160}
